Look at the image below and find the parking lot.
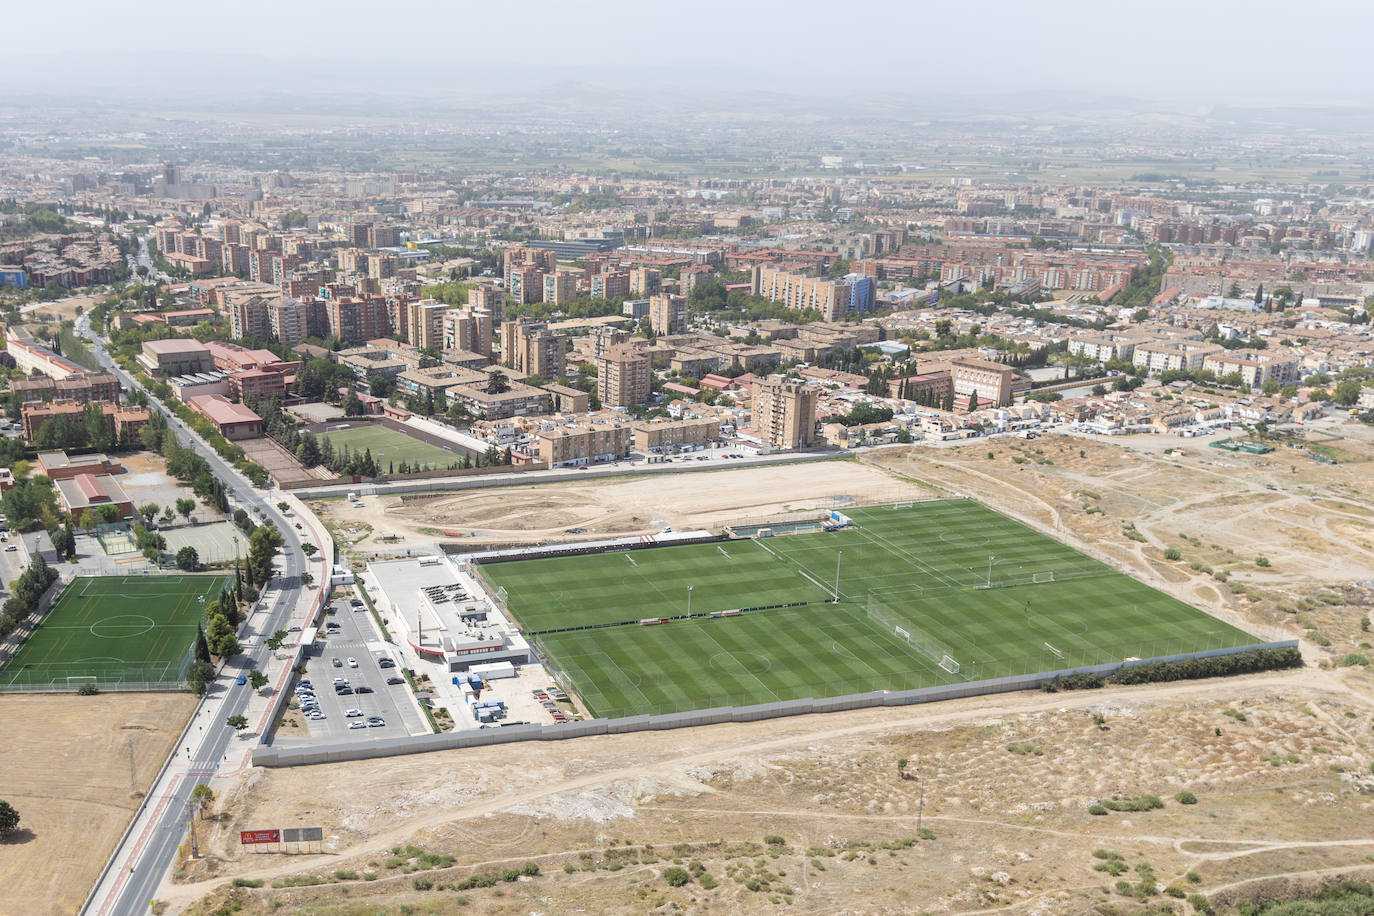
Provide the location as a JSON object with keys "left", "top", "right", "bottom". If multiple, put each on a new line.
{"left": 279, "top": 595, "right": 430, "bottom": 744}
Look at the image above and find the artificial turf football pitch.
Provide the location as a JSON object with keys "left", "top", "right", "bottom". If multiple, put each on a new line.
{"left": 480, "top": 500, "right": 1259, "bottom": 718}
{"left": 0, "top": 574, "right": 228, "bottom": 689}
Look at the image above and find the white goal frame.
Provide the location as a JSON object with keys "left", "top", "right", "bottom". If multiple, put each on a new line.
{"left": 939, "top": 655, "right": 960, "bottom": 674}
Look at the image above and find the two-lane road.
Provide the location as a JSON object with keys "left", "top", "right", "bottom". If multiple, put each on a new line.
{"left": 78, "top": 318, "right": 316, "bottom": 916}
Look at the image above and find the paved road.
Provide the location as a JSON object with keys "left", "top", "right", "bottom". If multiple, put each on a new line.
{"left": 77, "top": 317, "right": 314, "bottom": 916}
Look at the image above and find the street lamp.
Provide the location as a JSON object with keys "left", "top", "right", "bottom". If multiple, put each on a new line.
{"left": 686, "top": 585, "right": 693, "bottom": 617}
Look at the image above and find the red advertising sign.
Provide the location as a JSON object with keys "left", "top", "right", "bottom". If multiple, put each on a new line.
{"left": 240, "top": 829, "right": 281, "bottom": 845}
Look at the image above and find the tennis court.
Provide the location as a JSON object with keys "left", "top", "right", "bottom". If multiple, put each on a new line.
{"left": 0, "top": 574, "right": 230, "bottom": 690}
{"left": 483, "top": 499, "right": 1260, "bottom": 718}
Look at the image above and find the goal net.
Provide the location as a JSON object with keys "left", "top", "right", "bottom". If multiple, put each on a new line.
{"left": 66, "top": 676, "right": 98, "bottom": 689}
{"left": 1043, "top": 642, "right": 1064, "bottom": 659}
{"left": 867, "top": 589, "right": 959, "bottom": 673}
{"left": 1032, "top": 571, "right": 1055, "bottom": 583}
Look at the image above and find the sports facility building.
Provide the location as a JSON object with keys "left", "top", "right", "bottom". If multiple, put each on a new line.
{"left": 367, "top": 557, "right": 532, "bottom": 672}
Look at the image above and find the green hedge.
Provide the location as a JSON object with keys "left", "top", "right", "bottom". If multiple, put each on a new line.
{"left": 1046, "top": 646, "right": 1300, "bottom": 692}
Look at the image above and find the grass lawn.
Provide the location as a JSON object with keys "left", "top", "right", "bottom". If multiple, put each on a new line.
{"left": 0, "top": 574, "right": 228, "bottom": 689}
{"left": 483, "top": 500, "right": 1259, "bottom": 718}
{"left": 320, "top": 423, "right": 467, "bottom": 473}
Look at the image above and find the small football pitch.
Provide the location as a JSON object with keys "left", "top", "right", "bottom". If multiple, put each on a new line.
{"left": 480, "top": 500, "right": 1260, "bottom": 718}
{"left": 0, "top": 574, "right": 230, "bottom": 690}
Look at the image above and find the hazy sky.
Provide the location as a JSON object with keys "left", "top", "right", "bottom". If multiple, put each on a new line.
{"left": 7, "top": 0, "right": 1372, "bottom": 104}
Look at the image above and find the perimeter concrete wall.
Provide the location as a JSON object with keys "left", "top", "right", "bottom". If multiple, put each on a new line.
{"left": 251, "top": 640, "right": 1298, "bottom": 768}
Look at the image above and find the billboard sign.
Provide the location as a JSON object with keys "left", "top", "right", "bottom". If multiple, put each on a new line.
{"left": 282, "top": 827, "right": 324, "bottom": 843}
{"left": 240, "top": 829, "right": 280, "bottom": 845}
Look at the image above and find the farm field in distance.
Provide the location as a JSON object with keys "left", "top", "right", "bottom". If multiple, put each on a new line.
{"left": 481, "top": 500, "right": 1259, "bottom": 717}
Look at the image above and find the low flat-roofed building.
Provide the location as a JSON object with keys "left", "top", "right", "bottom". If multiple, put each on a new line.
{"left": 544, "top": 383, "right": 590, "bottom": 414}
{"left": 137, "top": 338, "right": 213, "bottom": 376}
{"left": 633, "top": 416, "right": 721, "bottom": 453}
{"left": 55, "top": 473, "right": 133, "bottom": 523}
{"left": 169, "top": 370, "right": 230, "bottom": 403}
{"left": 37, "top": 451, "right": 123, "bottom": 480}
{"left": 366, "top": 556, "right": 532, "bottom": 671}
{"left": 188, "top": 394, "right": 263, "bottom": 440}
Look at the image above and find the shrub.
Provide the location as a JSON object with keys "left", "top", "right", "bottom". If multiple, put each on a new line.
{"left": 563, "top": 861, "right": 575, "bottom": 873}
{"left": 1256, "top": 555, "right": 1270, "bottom": 567}
{"left": 1114, "top": 647, "right": 1301, "bottom": 686}
{"left": 763, "top": 834, "right": 786, "bottom": 846}
{"left": 663, "top": 866, "right": 691, "bottom": 887}
{"left": 231, "top": 878, "right": 264, "bottom": 888}
{"left": 1088, "top": 804, "right": 1109, "bottom": 815}
{"left": 1224, "top": 708, "right": 1247, "bottom": 722}
{"left": 1165, "top": 885, "right": 1187, "bottom": 898}
{"left": 411, "top": 877, "right": 432, "bottom": 891}
{"left": 333, "top": 870, "right": 358, "bottom": 881}
{"left": 1164, "top": 547, "right": 1182, "bottom": 561}
{"left": 918, "top": 828, "right": 935, "bottom": 840}
{"left": 1186, "top": 871, "right": 1202, "bottom": 884}
{"left": 699, "top": 872, "right": 718, "bottom": 889}
{"left": 520, "top": 861, "right": 540, "bottom": 877}
{"left": 1189, "top": 892, "right": 1213, "bottom": 914}
{"left": 76, "top": 683, "right": 99, "bottom": 696}
{"left": 1339, "top": 654, "right": 1370, "bottom": 667}
{"left": 1174, "top": 791, "right": 1198, "bottom": 805}
{"left": 1101, "top": 794, "right": 1164, "bottom": 812}
{"left": 498, "top": 868, "right": 521, "bottom": 882}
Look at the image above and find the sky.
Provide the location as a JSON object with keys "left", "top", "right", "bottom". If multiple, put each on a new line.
{"left": 5, "top": 0, "right": 1371, "bottom": 105}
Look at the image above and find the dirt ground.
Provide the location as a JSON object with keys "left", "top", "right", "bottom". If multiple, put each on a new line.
{"left": 20, "top": 292, "right": 103, "bottom": 329}
{"left": 167, "top": 419, "right": 1374, "bottom": 914}
{"left": 314, "top": 461, "right": 923, "bottom": 554}
{"left": 169, "top": 668, "right": 1374, "bottom": 916}
{"left": 0, "top": 692, "right": 195, "bottom": 916}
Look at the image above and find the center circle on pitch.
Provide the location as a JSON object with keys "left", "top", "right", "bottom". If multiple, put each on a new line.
{"left": 90, "top": 615, "right": 156, "bottom": 639}
{"left": 709, "top": 652, "right": 773, "bottom": 673}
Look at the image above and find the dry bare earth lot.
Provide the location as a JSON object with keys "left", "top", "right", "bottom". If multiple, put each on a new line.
{"left": 171, "top": 670, "right": 1374, "bottom": 916}
{"left": 319, "top": 460, "right": 922, "bottom": 552}
{"left": 168, "top": 425, "right": 1374, "bottom": 914}
{"left": 0, "top": 693, "right": 194, "bottom": 916}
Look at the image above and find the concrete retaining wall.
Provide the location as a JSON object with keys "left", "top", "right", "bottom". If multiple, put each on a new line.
{"left": 251, "top": 640, "right": 1298, "bottom": 768}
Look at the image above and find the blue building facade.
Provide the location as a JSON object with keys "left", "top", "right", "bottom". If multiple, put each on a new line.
{"left": 0, "top": 267, "right": 27, "bottom": 289}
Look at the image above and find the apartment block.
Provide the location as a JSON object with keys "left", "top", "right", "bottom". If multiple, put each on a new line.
{"left": 751, "top": 267, "right": 870, "bottom": 322}
{"left": 751, "top": 375, "right": 818, "bottom": 450}
{"left": 229, "top": 294, "right": 272, "bottom": 341}
{"left": 543, "top": 269, "right": 581, "bottom": 305}
{"left": 633, "top": 416, "right": 720, "bottom": 453}
{"left": 949, "top": 358, "right": 1017, "bottom": 407}
{"left": 1132, "top": 341, "right": 1225, "bottom": 374}
{"left": 648, "top": 294, "right": 689, "bottom": 336}
{"left": 441, "top": 306, "right": 494, "bottom": 358}
{"left": 629, "top": 267, "right": 661, "bottom": 297}
{"left": 328, "top": 296, "right": 393, "bottom": 344}
{"left": 447, "top": 382, "right": 553, "bottom": 420}
{"left": 536, "top": 419, "right": 632, "bottom": 467}
{"left": 507, "top": 265, "right": 545, "bottom": 304}
{"left": 266, "top": 298, "right": 307, "bottom": 346}
{"left": 500, "top": 317, "right": 566, "bottom": 380}
{"left": 590, "top": 270, "right": 630, "bottom": 300}
{"left": 1200, "top": 352, "right": 1299, "bottom": 389}
{"left": 596, "top": 343, "right": 652, "bottom": 407}
{"left": 407, "top": 299, "right": 450, "bottom": 352}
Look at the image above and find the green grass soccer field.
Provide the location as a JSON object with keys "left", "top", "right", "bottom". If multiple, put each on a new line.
{"left": 320, "top": 423, "right": 467, "bottom": 472}
{"left": 481, "top": 500, "right": 1259, "bottom": 718}
{"left": 0, "top": 574, "right": 229, "bottom": 689}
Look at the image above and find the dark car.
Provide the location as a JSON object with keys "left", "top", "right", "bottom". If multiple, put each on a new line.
{"left": 335, "top": 686, "right": 354, "bottom": 695}
{"left": 386, "top": 676, "right": 405, "bottom": 686}
{"left": 354, "top": 686, "right": 374, "bottom": 694}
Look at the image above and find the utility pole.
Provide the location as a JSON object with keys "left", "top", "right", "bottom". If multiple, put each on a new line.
{"left": 833, "top": 550, "right": 843, "bottom": 603}
{"left": 187, "top": 800, "right": 199, "bottom": 858}
{"left": 917, "top": 772, "right": 927, "bottom": 833}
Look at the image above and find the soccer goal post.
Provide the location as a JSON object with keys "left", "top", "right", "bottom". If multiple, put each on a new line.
{"left": 66, "top": 675, "right": 98, "bottom": 690}
{"left": 939, "top": 655, "right": 960, "bottom": 674}
{"left": 1043, "top": 642, "right": 1064, "bottom": 659}
{"left": 1032, "top": 571, "right": 1055, "bottom": 583}
{"left": 867, "top": 589, "right": 959, "bottom": 672}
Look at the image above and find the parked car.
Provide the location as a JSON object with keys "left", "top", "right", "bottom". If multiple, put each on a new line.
{"left": 377, "top": 658, "right": 396, "bottom": 669}
{"left": 348, "top": 721, "right": 367, "bottom": 730}
{"left": 354, "top": 686, "right": 374, "bottom": 694}
{"left": 347, "top": 657, "right": 358, "bottom": 668}
{"left": 332, "top": 657, "right": 342, "bottom": 668}
{"left": 386, "top": 676, "right": 405, "bottom": 686}
{"left": 345, "top": 709, "right": 363, "bottom": 717}
{"left": 366, "top": 717, "right": 385, "bottom": 727}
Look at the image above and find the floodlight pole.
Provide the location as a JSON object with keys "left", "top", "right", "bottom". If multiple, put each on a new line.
{"left": 987, "top": 554, "right": 995, "bottom": 588}
{"left": 834, "top": 550, "right": 843, "bottom": 603}
{"left": 687, "top": 585, "right": 693, "bottom": 617}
